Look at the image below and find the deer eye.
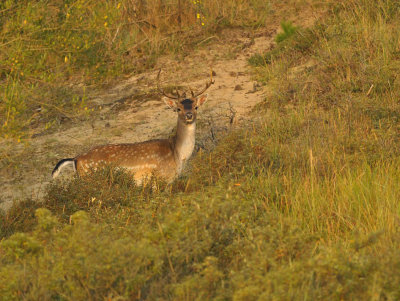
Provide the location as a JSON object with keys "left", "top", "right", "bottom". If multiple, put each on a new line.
{"left": 177, "top": 108, "right": 181, "bottom": 112}
{"left": 195, "top": 106, "right": 198, "bottom": 110}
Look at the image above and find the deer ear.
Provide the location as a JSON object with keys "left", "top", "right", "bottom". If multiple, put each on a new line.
{"left": 163, "top": 97, "right": 178, "bottom": 110}
{"left": 196, "top": 94, "right": 208, "bottom": 107}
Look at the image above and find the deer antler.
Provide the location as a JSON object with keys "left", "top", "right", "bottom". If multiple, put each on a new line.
{"left": 157, "top": 69, "right": 180, "bottom": 99}
{"left": 191, "top": 69, "right": 215, "bottom": 98}
{"left": 188, "top": 86, "right": 195, "bottom": 98}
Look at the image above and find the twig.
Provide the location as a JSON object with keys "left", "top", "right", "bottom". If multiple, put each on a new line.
{"left": 197, "top": 36, "right": 218, "bottom": 46}
{"left": 227, "top": 102, "right": 236, "bottom": 125}
{"left": 178, "top": 0, "right": 182, "bottom": 30}
{"left": 111, "top": 25, "right": 121, "bottom": 44}
{"left": 366, "top": 84, "right": 374, "bottom": 96}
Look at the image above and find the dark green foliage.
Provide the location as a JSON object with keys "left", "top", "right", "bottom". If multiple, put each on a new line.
{"left": 276, "top": 21, "right": 297, "bottom": 43}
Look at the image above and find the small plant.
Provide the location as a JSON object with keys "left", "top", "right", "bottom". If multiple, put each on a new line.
{"left": 248, "top": 26, "right": 316, "bottom": 67}
{"left": 276, "top": 21, "right": 297, "bottom": 43}
{"left": 193, "top": 0, "right": 206, "bottom": 27}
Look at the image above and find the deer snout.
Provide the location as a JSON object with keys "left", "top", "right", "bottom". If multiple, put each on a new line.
{"left": 185, "top": 112, "right": 193, "bottom": 120}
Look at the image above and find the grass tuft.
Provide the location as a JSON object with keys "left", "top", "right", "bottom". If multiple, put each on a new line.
{"left": 275, "top": 20, "right": 297, "bottom": 43}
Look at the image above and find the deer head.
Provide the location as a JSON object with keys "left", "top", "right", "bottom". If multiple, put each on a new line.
{"left": 157, "top": 69, "right": 214, "bottom": 124}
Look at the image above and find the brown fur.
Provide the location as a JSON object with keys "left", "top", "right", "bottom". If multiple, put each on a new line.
{"left": 76, "top": 139, "right": 177, "bottom": 183}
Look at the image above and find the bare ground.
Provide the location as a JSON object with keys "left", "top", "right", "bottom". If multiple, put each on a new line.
{"left": 0, "top": 8, "right": 321, "bottom": 212}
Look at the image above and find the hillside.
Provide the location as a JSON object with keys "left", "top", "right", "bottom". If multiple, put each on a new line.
{"left": 2, "top": 0, "right": 400, "bottom": 300}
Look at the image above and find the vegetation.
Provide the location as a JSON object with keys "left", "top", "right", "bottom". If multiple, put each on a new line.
{"left": 2, "top": 0, "right": 400, "bottom": 299}
{"left": 275, "top": 21, "right": 297, "bottom": 43}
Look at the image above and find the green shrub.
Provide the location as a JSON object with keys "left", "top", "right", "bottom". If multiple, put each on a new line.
{"left": 276, "top": 21, "right": 297, "bottom": 43}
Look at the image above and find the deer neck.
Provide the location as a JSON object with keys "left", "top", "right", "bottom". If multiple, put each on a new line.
{"left": 173, "top": 118, "right": 196, "bottom": 170}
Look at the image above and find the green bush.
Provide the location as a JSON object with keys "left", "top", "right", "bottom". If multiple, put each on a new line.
{"left": 275, "top": 21, "right": 297, "bottom": 43}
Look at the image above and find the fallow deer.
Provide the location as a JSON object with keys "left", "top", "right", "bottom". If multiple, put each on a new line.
{"left": 51, "top": 69, "right": 214, "bottom": 184}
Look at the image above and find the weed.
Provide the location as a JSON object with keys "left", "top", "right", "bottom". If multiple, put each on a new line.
{"left": 276, "top": 21, "right": 297, "bottom": 43}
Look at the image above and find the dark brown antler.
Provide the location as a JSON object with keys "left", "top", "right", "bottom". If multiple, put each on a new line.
{"left": 157, "top": 69, "right": 180, "bottom": 99}
{"left": 189, "top": 86, "right": 195, "bottom": 98}
{"left": 191, "top": 69, "right": 215, "bottom": 98}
